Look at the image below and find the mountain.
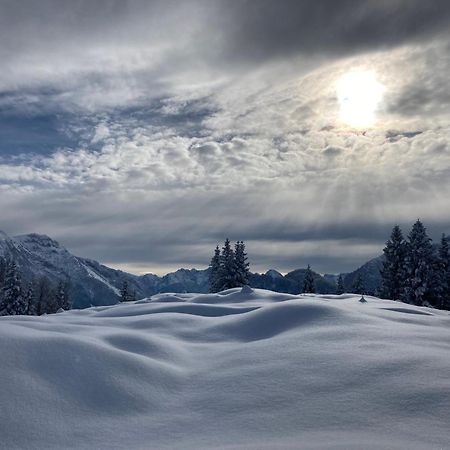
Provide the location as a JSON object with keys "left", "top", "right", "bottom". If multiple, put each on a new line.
{"left": 0, "top": 231, "right": 213, "bottom": 308}
{"left": 0, "top": 230, "right": 385, "bottom": 308}
{"left": 342, "top": 255, "right": 384, "bottom": 295}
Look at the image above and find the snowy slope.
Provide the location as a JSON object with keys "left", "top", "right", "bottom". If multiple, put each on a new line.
{"left": 1, "top": 288, "right": 449, "bottom": 449}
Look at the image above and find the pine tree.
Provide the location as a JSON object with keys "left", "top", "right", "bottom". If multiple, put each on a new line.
{"left": 208, "top": 245, "right": 222, "bottom": 293}
{"left": 437, "top": 234, "right": 450, "bottom": 309}
{"left": 352, "top": 272, "right": 365, "bottom": 295}
{"left": 0, "top": 257, "right": 6, "bottom": 287}
{"left": 120, "top": 280, "right": 130, "bottom": 302}
{"left": 403, "top": 219, "right": 436, "bottom": 306}
{"left": 302, "top": 264, "right": 315, "bottom": 293}
{"left": 56, "top": 281, "right": 71, "bottom": 310}
{"left": 234, "top": 241, "right": 250, "bottom": 287}
{"left": 35, "top": 277, "right": 52, "bottom": 315}
{"left": 25, "top": 281, "right": 37, "bottom": 315}
{"left": 0, "top": 260, "right": 26, "bottom": 315}
{"left": 219, "top": 238, "right": 235, "bottom": 290}
{"left": 380, "top": 225, "right": 407, "bottom": 300}
{"left": 336, "top": 274, "right": 345, "bottom": 295}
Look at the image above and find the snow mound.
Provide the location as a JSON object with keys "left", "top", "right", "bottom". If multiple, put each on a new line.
{"left": 1, "top": 290, "right": 450, "bottom": 450}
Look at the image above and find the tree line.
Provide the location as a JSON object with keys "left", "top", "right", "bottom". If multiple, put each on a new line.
{"left": 379, "top": 219, "right": 450, "bottom": 309}
{"left": 0, "top": 258, "right": 71, "bottom": 316}
{"left": 208, "top": 239, "right": 250, "bottom": 292}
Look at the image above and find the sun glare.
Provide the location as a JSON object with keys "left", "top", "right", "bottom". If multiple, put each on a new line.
{"left": 336, "top": 70, "right": 384, "bottom": 128}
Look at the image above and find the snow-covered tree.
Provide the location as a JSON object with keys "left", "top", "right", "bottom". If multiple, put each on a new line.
{"left": 436, "top": 234, "right": 450, "bottom": 309}
{"left": 35, "top": 277, "right": 53, "bottom": 315}
{"left": 208, "top": 245, "right": 222, "bottom": 293}
{"left": 336, "top": 274, "right": 345, "bottom": 295}
{"left": 219, "top": 238, "right": 236, "bottom": 290}
{"left": 25, "top": 281, "right": 37, "bottom": 315}
{"left": 352, "top": 272, "right": 365, "bottom": 295}
{"left": 380, "top": 225, "right": 407, "bottom": 300}
{"left": 302, "top": 264, "right": 315, "bottom": 293}
{"left": 0, "top": 260, "right": 27, "bottom": 315}
{"left": 56, "top": 281, "right": 71, "bottom": 310}
{"left": 120, "top": 280, "right": 130, "bottom": 302}
{"left": 234, "top": 241, "right": 250, "bottom": 287}
{"left": 403, "top": 219, "right": 436, "bottom": 306}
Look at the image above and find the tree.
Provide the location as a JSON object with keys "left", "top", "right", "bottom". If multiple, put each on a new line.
{"left": 219, "top": 238, "right": 236, "bottom": 291}
{"left": 234, "top": 241, "right": 250, "bottom": 287}
{"left": 0, "top": 260, "right": 27, "bottom": 315}
{"left": 35, "top": 277, "right": 53, "bottom": 315}
{"left": 402, "top": 220, "right": 437, "bottom": 306}
{"left": 352, "top": 272, "right": 365, "bottom": 295}
{"left": 436, "top": 234, "right": 450, "bottom": 309}
{"left": 208, "top": 245, "right": 222, "bottom": 293}
{"left": 302, "top": 264, "right": 315, "bottom": 293}
{"left": 336, "top": 274, "right": 345, "bottom": 295}
{"left": 25, "top": 281, "right": 37, "bottom": 315}
{"left": 380, "top": 225, "right": 407, "bottom": 300}
{"left": 56, "top": 281, "right": 71, "bottom": 310}
{"left": 120, "top": 280, "right": 131, "bottom": 302}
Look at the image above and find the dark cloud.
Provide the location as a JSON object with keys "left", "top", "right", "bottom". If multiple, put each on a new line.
{"left": 217, "top": 0, "right": 450, "bottom": 63}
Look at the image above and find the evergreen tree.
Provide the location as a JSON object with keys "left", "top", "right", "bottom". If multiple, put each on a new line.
{"left": 352, "top": 272, "right": 365, "bottom": 295}
{"left": 208, "top": 245, "right": 222, "bottom": 293}
{"left": 234, "top": 241, "right": 250, "bottom": 287}
{"left": 403, "top": 219, "right": 436, "bottom": 306}
{"left": 35, "top": 277, "right": 52, "bottom": 315}
{"left": 25, "top": 281, "right": 37, "bottom": 315}
{"left": 437, "top": 234, "right": 450, "bottom": 309}
{"left": 336, "top": 274, "right": 345, "bottom": 295}
{"left": 56, "top": 281, "right": 71, "bottom": 310}
{"left": 219, "top": 238, "right": 236, "bottom": 290}
{"left": 0, "top": 257, "right": 6, "bottom": 287}
{"left": 380, "top": 225, "right": 407, "bottom": 300}
{"left": 0, "top": 260, "right": 26, "bottom": 315}
{"left": 302, "top": 264, "right": 315, "bottom": 293}
{"left": 120, "top": 280, "right": 130, "bottom": 302}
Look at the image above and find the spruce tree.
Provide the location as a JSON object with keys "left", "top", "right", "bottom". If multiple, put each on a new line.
{"left": 208, "top": 245, "right": 222, "bottom": 293}
{"left": 234, "top": 241, "right": 250, "bottom": 287}
{"left": 219, "top": 238, "right": 235, "bottom": 290}
{"left": 403, "top": 219, "right": 436, "bottom": 306}
{"left": 120, "top": 280, "right": 130, "bottom": 302}
{"left": 380, "top": 225, "right": 407, "bottom": 300}
{"left": 336, "top": 274, "right": 345, "bottom": 295}
{"left": 302, "top": 264, "right": 315, "bottom": 293}
{"left": 25, "top": 281, "right": 37, "bottom": 315}
{"left": 352, "top": 272, "right": 365, "bottom": 295}
{"left": 35, "top": 277, "right": 52, "bottom": 315}
{"left": 0, "top": 260, "right": 26, "bottom": 315}
{"left": 437, "top": 234, "right": 450, "bottom": 309}
{"left": 56, "top": 281, "right": 71, "bottom": 310}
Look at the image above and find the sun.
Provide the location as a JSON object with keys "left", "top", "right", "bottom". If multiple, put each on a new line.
{"left": 336, "top": 70, "right": 384, "bottom": 128}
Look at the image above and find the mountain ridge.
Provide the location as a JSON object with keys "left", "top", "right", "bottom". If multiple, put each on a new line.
{"left": 0, "top": 231, "right": 381, "bottom": 308}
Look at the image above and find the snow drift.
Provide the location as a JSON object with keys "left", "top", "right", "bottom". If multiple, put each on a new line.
{"left": 1, "top": 288, "right": 449, "bottom": 449}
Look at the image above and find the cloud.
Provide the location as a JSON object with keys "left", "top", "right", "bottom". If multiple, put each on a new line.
{"left": 0, "top": 1, "right": 449, "bottom": 274}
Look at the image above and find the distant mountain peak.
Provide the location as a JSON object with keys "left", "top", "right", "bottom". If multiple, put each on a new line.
{"left": 14, "top": 233, "right": 61, "bottom": 248}
{"left": 265, "top": 269, "right": 283, "bottom": 279}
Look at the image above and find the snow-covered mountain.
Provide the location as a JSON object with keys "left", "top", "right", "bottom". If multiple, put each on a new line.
{"left": 1, "top": 288, "right": 449, "bottom": 449}
{"left": 0, "top": 230, "right": 385, "bottom": 308}
{"left": 0, "top": 231, "right": 213, "bottom": 308}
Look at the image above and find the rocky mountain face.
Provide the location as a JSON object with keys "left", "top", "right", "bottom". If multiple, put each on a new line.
{"left": 0, "top": 231, "right": 384, "bottom": 308}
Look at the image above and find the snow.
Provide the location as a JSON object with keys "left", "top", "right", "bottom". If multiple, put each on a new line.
{"left": 1, "top": 288, "right": 449, "bottom": 449}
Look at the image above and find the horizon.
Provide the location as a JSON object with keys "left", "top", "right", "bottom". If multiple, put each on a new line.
{"left": 0, "top": 1, "right": 449, "bottom": 277}
{"left": 0, "top": 222, "right": 448, "bottom": 277}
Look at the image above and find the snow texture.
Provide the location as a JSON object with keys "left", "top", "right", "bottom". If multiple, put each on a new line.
{"left": 1, "top": 288, "right": 449, "bottom": 449}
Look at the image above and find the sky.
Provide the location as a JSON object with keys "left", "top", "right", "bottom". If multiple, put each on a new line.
{"left": 1, "top": 0, "right": 450, "bottom": 275}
